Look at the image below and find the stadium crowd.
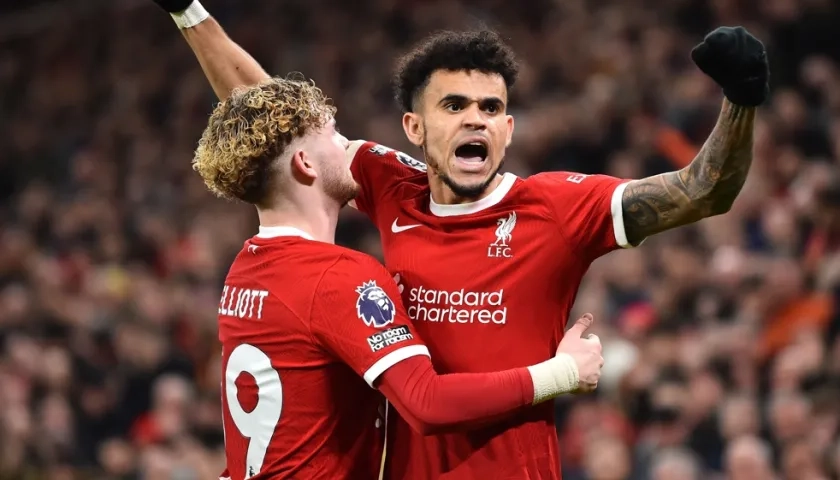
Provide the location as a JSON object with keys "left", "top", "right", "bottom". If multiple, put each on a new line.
{"left": 1, "top": 0, "right": 839, "bottom": 478}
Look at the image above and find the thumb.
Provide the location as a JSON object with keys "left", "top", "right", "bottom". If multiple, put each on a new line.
{"left": 565, "top": 313, "right": 595, "bottom": 338}
{"left": 393, "top": 273, "right": 404, "bottom": 294}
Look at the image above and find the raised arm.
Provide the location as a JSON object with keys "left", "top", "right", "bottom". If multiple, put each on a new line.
{"left": 622, "top": 100, "right": 754, "bottom": 244}
{"left": 152, "top": 0, "right": 269, "bottom": 100}
{"left": 621, "top": 27, "right": 770, "bottom": 246}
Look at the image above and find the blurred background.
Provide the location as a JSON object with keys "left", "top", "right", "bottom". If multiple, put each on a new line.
{"left": 1, "top": 0, "right": 839, "bottom": 478}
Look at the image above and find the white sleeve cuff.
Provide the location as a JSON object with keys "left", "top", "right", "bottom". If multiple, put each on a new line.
{"left": 363, "top": 345, "right": 430, "bottom": 387}
{"left": 170, "top": 1, "right": 210, "bottom": 29}
{"left": 610, "top": 182, "right": 642, "bottom": 248}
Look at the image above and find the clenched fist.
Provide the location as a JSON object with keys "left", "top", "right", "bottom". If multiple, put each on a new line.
{"left": 691, "top": 26, "right": 770, "bottom": 107}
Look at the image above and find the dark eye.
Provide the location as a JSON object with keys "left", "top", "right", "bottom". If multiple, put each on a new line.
{"left": 483, "top": 104, "right": 501, "bottom": 114}
{"left": 445, "top": 103, "right": 463, "bottom": 112}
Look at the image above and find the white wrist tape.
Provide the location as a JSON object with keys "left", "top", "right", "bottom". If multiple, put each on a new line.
{"left": 527, "top": 353, "right": 579, "bottom": 404}
{"left": 170, "top": 0, "right": 210, "bottom": 29}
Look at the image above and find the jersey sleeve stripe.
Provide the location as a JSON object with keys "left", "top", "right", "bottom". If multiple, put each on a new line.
{"left": 363, "top": 344, "right": 431, "bottom": 387}
{"left": 610, "top": 182, "right": 635, "bottom": 249}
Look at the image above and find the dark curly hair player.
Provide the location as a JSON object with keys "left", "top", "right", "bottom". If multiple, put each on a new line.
{"left": 148, "top": 1, "right": 769, "bottom": 478}
{"left": 393, "top": 30, "right": 519, "bottom": 113}
{"left": 391, "top": 30, "right": 520, "bottom": 200}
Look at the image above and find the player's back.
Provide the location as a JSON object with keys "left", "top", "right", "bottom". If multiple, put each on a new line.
{"left": 218, "top": 229, "right": 384, "bottom": 479}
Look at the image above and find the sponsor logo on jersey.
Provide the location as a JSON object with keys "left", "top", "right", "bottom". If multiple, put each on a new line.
{"left": 391, "top": 218, "right": 421, "bottom": 233}
{"left": 368, "top": 145, "right": 390, "bottom": 156}
{"left": 366, "top": 325, "right": 414, "bottom": 352}
{"left": 355, "top": 280, "right": 396, "bottom": 328}
{"left": 488, "top": 212, "right": 517, "bottom": 258}
{"left": 406, "top": 286, "right": 507, "bottom": 325}
{"left": 395, "top": 151, "right": 427, "bottom": 172}
{"left": 367, "top": 144, "right": 427, "bottom": 172}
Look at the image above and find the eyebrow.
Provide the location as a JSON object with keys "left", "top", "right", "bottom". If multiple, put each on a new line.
{"left": 438, "top": 94, "right": 506, "bottom": 109}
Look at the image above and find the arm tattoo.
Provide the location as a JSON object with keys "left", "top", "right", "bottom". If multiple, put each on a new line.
{"left": 622, "top": 100, "right": 755, "bottom": 245}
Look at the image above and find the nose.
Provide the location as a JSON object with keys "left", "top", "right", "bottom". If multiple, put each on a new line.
{"left": 461, "top": 104, "right": 487, "bottom": 130}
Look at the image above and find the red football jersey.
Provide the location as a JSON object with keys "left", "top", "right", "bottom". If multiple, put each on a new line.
{"left": 218, "top": 226, "right": 429, "bottom": 480}
{"left": 348, "top": 141, "right": 632, "bottom": 479}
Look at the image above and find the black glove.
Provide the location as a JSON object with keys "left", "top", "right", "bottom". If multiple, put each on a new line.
{"left": 691, "top": 26, "right": 770, "bottom": 107}
{"left": 151, "top": 0, "right": 194, "bottom": 13}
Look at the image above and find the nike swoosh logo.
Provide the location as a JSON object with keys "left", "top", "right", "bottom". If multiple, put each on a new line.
{"left": 391, "top": 219, "right": 421, "bottom": 233}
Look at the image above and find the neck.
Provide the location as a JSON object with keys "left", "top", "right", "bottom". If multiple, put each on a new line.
{"left": 256, "top": 195, "right": 340, "bottom": 243}
{"left": 428, "top": 172, "right": 505, "bottom": 205}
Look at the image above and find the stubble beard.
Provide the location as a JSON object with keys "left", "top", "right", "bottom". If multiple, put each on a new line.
{"left": 422, "top": 138, "right": 504, "bottom": 201}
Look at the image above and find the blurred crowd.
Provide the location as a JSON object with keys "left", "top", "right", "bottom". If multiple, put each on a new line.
{"left": 0, "top": 0, "right": 839, "bottom": 478}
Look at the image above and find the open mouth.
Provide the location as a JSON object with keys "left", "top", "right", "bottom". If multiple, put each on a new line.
{"left": 454, "top": 141, "right": 488, "bottom": 164}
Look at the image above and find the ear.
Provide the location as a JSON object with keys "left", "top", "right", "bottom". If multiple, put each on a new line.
{"left": 505, "top": 114, "right": 514, "bottom": 148}
{"left": 290, "top": 149, "right": 317, "bottom": 184}
{"left": 402, "top": 112, "right": 424, "bottom": 147}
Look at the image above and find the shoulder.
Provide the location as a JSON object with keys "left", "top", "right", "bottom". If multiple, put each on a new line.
{"left": 524, "top": 171, "right": 627, "bottom": 202}
{"left": 316, "top": 247, "right": 392, "bottom": 293}
{"left": 254, "top": 238, "right": 347, "bottom": 272}
{"left": 347, "top": 140, "right": 429, "bottom": 214}
{"left": 525, "top": 171, "right": 599, "bottom": 189}
{"left": 348, "top": 140, "right": 428, "bottom": 175}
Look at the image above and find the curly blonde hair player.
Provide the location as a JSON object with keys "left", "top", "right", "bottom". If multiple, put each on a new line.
{"left": 193, "top": 75, "right": 357, "bottom": 214}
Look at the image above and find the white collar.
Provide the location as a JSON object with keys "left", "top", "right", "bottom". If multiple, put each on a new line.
{"left": 429, "top": 173, "right": 518, "bottom": 217}
{"left": 256, "top": 225, "right": 315, "bottom": 240}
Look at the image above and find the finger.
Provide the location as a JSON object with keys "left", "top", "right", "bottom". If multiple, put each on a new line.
{"left": 565, "top": 313, "right": 595, "bottom": 338}
{"left": 690, "top": 42, "right": 710, "bottom": 65}
{"left": 704, "top": 26, "right": 737, "bottom": 49}
{"left": 585, "top": 333, "right": 602, "bottom": 353}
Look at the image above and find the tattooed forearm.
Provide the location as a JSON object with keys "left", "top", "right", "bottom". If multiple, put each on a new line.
{"left": 622, "top": 100, "right": 756, "bottom": 245}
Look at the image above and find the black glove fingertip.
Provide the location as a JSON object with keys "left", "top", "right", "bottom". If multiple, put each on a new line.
{"left": 690, "top": 42, "right": 710, "bottom": 65}
{"left": 704, "top": 26, "right": 735, "bottom": 47}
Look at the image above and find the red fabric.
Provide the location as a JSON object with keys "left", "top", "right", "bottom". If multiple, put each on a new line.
{"left": 350, "top": 142, "right": 602, "bottom": 479}
{"left": 218, "top": 236, "right": 422, "bottom": 480}
{"left": 530, "top": 171, "right": 629, "bottom": 262}
{"left": 377, "top": 355, "right": 533, "bottom": 435}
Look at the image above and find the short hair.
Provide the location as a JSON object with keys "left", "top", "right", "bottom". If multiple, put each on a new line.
{"left": 392, "top": 30, "right": 519, "bottom": 113}
{"left": 193, "top": 75, "right": 336, "bottom": 205}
